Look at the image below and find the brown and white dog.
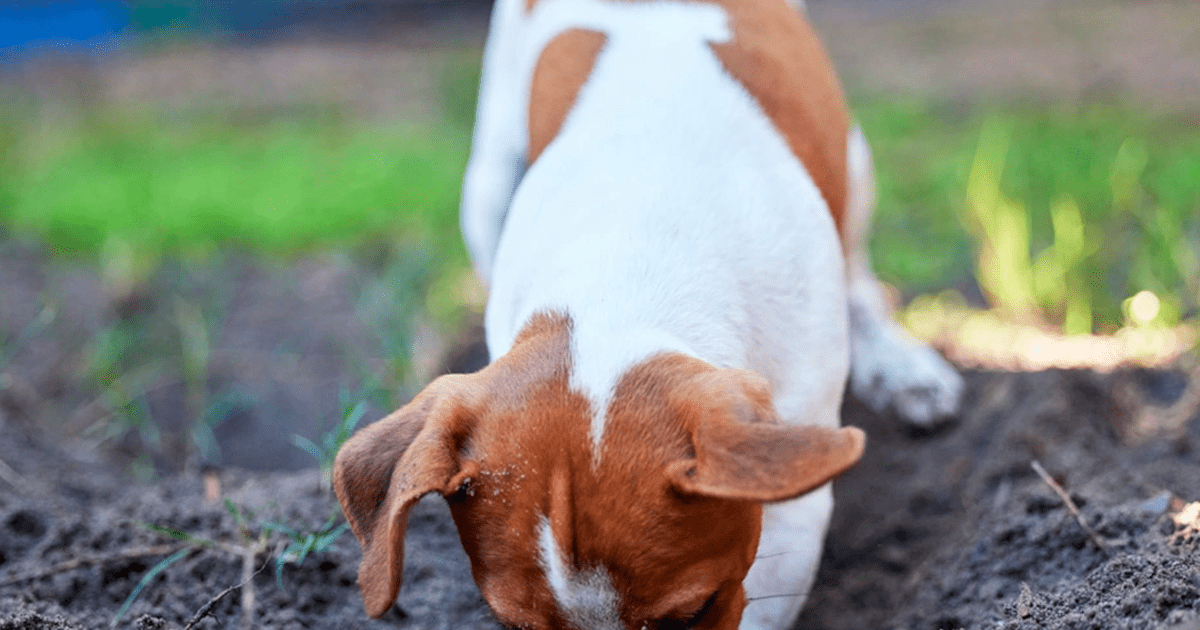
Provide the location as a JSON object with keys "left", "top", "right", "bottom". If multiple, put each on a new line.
{"left": 334, "top": 0, "right": 963, "bottom": 628}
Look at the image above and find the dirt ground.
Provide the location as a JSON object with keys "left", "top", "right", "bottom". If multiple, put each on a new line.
{"left": 1, "top": 244, "right": 1198, "bottom": 630}
{"left": 2, "top": 0, "right": 1200, "bottom": 627}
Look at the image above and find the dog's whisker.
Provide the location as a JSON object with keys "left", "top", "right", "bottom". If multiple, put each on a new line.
{"left": 747, "top": 593, "right": 804, "bottom": 602}
{"left": 755, "top": 550, "right": 805, "bottom": 559}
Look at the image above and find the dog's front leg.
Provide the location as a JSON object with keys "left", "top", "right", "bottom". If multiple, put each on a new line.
{"left": 740, "top": 485, "right": 834, "bottom": 630}
{"left": 461, "top": 0, "right": 529, "bottom": 287}
{"left": 843, "top": 126, "right": 964, "bottom": 426}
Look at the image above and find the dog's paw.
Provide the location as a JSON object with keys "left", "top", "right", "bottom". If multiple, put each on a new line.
{"left": 850, "top": 328, "right": 964, "bottom": 427}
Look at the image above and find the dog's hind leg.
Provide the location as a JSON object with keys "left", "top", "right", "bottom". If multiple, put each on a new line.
{"left": 461, "top": 0, "right": 530, "bottom": 288}
{"left": 843, "top": 125, "right": 964, "bottom": 426}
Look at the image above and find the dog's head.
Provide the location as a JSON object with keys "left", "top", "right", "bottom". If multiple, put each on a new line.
{"left": 334, "top": 313, "right": 863, "bottom": 630}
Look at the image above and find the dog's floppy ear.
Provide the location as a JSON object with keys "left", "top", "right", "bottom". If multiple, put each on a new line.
{"left": 665, "top": 370, "right": 865, "bottom": 502}
{"left": 333, "top": 374, "right": 483, "bottom": 618}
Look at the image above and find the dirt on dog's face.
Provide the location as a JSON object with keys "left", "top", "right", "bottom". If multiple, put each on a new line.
{"left": 333, "top": 313, "right": 864, "bottom": 629}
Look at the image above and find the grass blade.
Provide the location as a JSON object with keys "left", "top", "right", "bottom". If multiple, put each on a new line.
{"left": 111, "top": 547, "right": 192, "bottom": 627}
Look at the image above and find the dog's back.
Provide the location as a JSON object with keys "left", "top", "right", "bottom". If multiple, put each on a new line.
{"left": 526, "top": 0, "right": 850, "bottom": 232}
{"left": 484, "top": 0, "right": 852, "bottom": 430}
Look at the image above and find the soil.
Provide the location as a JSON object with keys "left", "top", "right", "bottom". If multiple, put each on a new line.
{"left": 799, "top": 369, "right": 1200, "bottom": 630}
{"left": 1, "top": 238, "right": 1199, "bottom": 629}
{"left": 2, "top": 0, "right": 1199, "bottom": 627}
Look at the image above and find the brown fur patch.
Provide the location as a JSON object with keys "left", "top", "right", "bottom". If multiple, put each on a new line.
{"left": 528, "top": 28, "right": 608, "bottom": 165}
{"left": 708, "top": 0, "right": 849, "bottom": 236}
{"left": 521, "top": 0, "right": 849, "bottom": 237}
{"left": 592, "top": 354, "right": 760, "bottom": 628}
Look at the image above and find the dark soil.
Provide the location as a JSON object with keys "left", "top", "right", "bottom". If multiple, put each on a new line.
{"left": 1, "top": 242, "right": 1198, "bottom": 629}
{"left": 800, "top": 369, "right": 1200, "bottom": 630}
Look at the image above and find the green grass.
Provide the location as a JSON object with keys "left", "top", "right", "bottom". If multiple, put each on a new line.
{"left": 0, "top": 110, "right": 470, "bottom": 264}
{"left": 855, "top": 96, "right": 1200, "bottom": 331}
{"left": 858, "top": 98, "right": 1200, "bottom": 285}
{"left": 1, "top": 67, "right": 1197, "bottom": 334}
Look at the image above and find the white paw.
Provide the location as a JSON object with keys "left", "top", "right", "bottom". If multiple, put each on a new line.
{"left": 850, "top": 324, "right": 964, "bottom": 426}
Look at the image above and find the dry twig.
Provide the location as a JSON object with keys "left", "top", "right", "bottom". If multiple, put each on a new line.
{"left": 0, "top": 544, "right": 182, "bottom": 587}
{"left": 1031, "top": 460, "right": 1108, "bottom": 553}
{"left": 182, "top": 550, "right": 272, "bottom": 630}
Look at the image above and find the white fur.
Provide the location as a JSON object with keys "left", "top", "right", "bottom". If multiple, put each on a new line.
{"left": 742, "top": 485, "right": 833, "bottom": 629}
{"left": 462, "top": 0, "right": 959, "bottom": 627}
{"left": 538, "top": 516, "right": 623, "bottom": 630}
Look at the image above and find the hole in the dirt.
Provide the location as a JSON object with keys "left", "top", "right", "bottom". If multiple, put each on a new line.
{"left": 0, "top": 549, "right": 7, "bottom": 566}
{"left": 7, "top": 510, "right": 47, "bottom": 538}
{"left": 1155, "top": 582, "right": 1196, "bottom": 613}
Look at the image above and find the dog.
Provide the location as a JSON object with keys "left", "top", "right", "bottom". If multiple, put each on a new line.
{"left": 334, "top": 0, "right": 964, "bottom": 627}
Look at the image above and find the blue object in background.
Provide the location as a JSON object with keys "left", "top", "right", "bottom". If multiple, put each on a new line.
{"left": 0, "top": 0, "right": 131, "bottom": 57}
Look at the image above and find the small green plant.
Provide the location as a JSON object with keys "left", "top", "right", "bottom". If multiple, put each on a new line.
{"left": 84, "top": 359, "right": 163, "bottom": 458}
{"left": 172, "top": 294, "right": 249, "bottom": 468}
{"left": 76, "top": 258, "right": 250, "bottom": 475}
{"left": 114, "top": 500, "right": 349, "bottom": 628}
{"left": 113, "top": 501, "right": 270, "bottom": 629}
{"left": 174, "top": 297, "right": 211, "bottom": 441}
{"left": 261, "top": 509, "right": 352, "bottom": 588}
{"left": 355, "top": 249, "right": 440, "bottom": 408}
{"left": 292, "top": 392, "right": 367, "bottom": 494}
{"left": 112, "top": 523, "right": 217, "bottom": 628}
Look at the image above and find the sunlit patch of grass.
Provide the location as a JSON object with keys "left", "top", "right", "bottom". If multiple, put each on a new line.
{"left": 855, "top": 95, "right": 1200, "bottom": 335}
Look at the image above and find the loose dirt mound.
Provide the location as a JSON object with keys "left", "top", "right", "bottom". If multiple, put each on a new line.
{"left": 2, "top": 359, "right": 1198, "bottom": 629}
{"left": 801, "top": 368, "right": 1200, "bottom": 630}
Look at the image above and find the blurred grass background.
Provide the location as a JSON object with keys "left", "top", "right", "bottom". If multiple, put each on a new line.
{"left": 4, "top": 78, "right": 1197, "bottom": 331}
